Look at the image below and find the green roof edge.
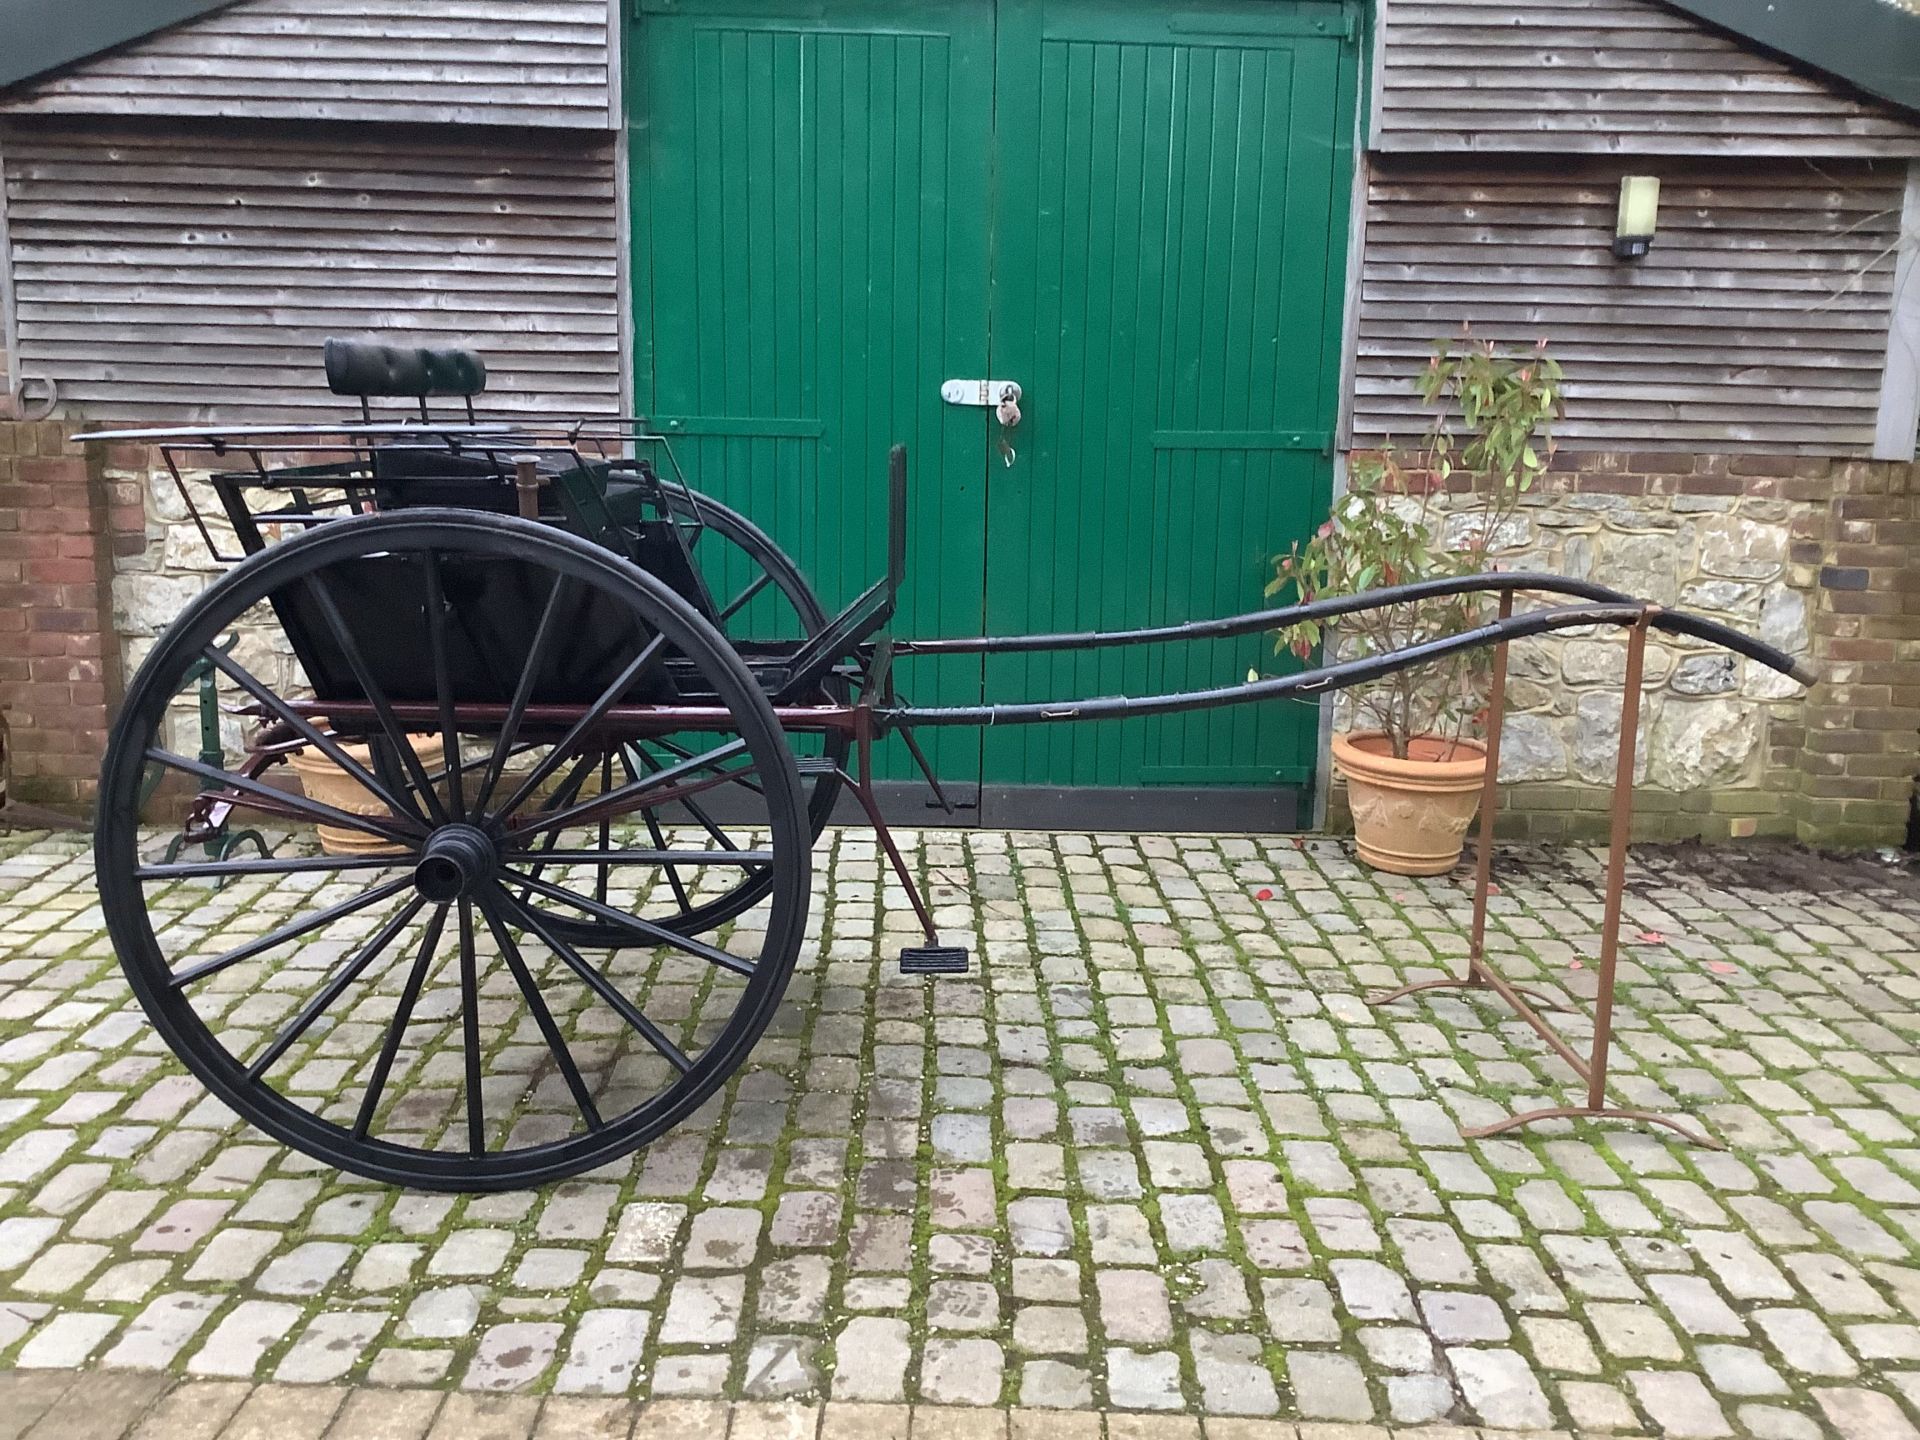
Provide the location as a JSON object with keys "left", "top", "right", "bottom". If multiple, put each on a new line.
{"left": 1660, "top": 0, "right": 1920, "bottom": 116}
{"left": 0, "top": 0, "right": 240, "bottom": 95}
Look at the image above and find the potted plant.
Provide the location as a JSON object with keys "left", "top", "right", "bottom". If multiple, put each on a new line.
{"left": 1267, "top": 335, "right": 1563, "bottom": 875}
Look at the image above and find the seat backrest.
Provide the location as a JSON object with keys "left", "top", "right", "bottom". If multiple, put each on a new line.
{"left": 324, "top": 338, "right": 487, "bottom": 399}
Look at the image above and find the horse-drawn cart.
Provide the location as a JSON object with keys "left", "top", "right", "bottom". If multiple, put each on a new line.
{"left": 83, "top": 342, "right": 1816, "bottom": 1189}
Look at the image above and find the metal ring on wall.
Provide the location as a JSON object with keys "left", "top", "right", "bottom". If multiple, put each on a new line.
{"left": 6, "top": 375, "right": 58, "bottom": 422}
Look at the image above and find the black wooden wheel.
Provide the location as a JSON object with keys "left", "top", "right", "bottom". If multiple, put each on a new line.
{"left": 529, "top": 491, "right": 846, "bottom": 947}
{"left": 96, "top": 510, "right": 811, "bottom": 1191}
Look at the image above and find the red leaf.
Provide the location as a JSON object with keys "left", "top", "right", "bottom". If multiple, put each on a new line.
{"left": 1636, "top": 930, "right": 1666, "bottom": 944}
{"left": 1568, "top": 959, "right": 1583, "bottom": 971}
{"left": 1706, "top": 961, "right": 1737, "bottom": 976}
{"left": 1255, "top": 888, "right": 1274, "bottom": 902}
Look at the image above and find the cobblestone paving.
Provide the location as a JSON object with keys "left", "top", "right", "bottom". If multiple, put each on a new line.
{"left": 0, "top": 829, "right": 1918, "bottom": 1438}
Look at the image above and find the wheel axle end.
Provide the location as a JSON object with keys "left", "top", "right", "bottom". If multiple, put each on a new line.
{"left": 414, "top": 824, "right": 497, "bottom": 902}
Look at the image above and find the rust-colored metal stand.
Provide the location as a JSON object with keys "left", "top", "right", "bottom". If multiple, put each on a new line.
{"left": 1367, "top": 602, "right": 1723, "bottom": 1150}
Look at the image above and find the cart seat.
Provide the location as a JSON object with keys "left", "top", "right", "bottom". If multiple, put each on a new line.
{"left": 325, "top": 338, "right": 487, "bottom": 398}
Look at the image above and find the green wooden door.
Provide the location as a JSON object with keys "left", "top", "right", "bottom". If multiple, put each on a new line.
{"left": 631, "top": 0, "right": 1357, "bottom": 818}
{"left": 630, "top": 0, "right": 997, "bottom": 783}
{"left": 982, "top": 0, "right": 1357, "bottom": 805}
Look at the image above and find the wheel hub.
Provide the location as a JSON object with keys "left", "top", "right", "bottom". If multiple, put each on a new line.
{"left": 414, "top": 824, "right": 497, "bottom": 902}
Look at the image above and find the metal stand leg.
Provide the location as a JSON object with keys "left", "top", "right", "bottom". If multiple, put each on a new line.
{"left": 1369, "top": 594, "right": 1564, "bottom": 1014}
{"left": 1460, "top": 615, "right": 1721, "bottom": 1150}
{"left": 839, "top": 709, "right": 969, "bottom": 975}
{"left": 1371, "top": 605, "right": 1721, "bottom": 1150}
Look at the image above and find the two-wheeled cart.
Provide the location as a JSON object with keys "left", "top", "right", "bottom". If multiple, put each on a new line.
{"left": 84, "top": 342, "right": 1817, "bottom": 1189}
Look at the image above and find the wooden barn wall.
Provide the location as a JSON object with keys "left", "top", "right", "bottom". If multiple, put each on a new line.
{"left": 1374, "top": 0, "right": 1920, "bottom": 157}
{"left": 1353, "top": 158, "right": 1908, "bottom": 455}
{"left": 0, "top": 121, "right": 621, "bottom": 421}
{"left": 0, "top": 0, "right": 613, "bottom": 131}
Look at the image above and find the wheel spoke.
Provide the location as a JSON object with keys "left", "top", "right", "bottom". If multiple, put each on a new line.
{"left": 458, "top": 898, "right": 486, "bottom": 1155}
{"left": 497, "top": 887, "right": 692, "bottom": 1074}
{"left": 420, "top": 550, "right": 466, "bottom": 820}
{"left": 507, "top": 749, "right": 604, "bottom": 907}
{"left": 491, "top": 631, "right": 671, "bottom": 823}
{"left": 507, "top": 848, "right": 775, "bottom": 867}
{"left": 137, "top": 854, "right": 407, "bottom": 880}
{"left": 630, "top": 749, "right": 694, "bottom": 915}
{"left": 301, "top": 569, "right": 448, "bottom": 826}
{"left": 353, "top": 902, "right": 449, "bottom": 1140}
{"left": 476, "top": 895, "right": 605, "bottom": 1131}
{"left": 630, "top": 744, "right": 764, "bottom": 863}
{"left": 245, "top": 896, "right": 426, "bottom": 1080}
{"left": 505, "top": 739, "right": 750, "bottom": 842}
{"left": 717, "top": 570, "right": 773, "bottom": 624}
{"left": 421, "top": 738, "right": 541, "bottom": 789}
{"left": 595, "top": 750, "right": 613, "bottom": 905}
{"left": 207, "top": 647, "right": 419, "bottom": 822}
{"left": 146, "top": 748, "right": 423, "bottom": 846}
{"left": 501, "top": 866, "right": 757, "bottom": 977}
{"left": 169, "top": 875, "right": 416, "bottom": 989}
{"left": 646, "top": 736, "right": 768, "bottom": 797}
{"left": 471, "top": 573, "right": 575, "bottom": 817}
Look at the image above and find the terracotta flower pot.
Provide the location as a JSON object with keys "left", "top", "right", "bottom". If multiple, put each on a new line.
{"left": 1332, "top": 731, "right": 1488, "bottom": 877}
{"left": 287, "top": 732, "right": 445, "bottom": 857}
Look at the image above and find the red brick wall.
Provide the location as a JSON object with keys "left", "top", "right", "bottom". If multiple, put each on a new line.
{"left": 1790, "top": 459, "right": 1920, "bottom": 846}
{"left": 0, "top": 421, "right": 132, "bottom": 810}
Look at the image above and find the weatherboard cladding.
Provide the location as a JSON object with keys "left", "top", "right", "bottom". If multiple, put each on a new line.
{"left": 1374, "top": 0, "right": 1920, "bottom": 157}
{"left": 1353, "top": 158, "right": 1909, "bottom": 455}
{"left": 0, "top": 0, "right": 614, "bottom": 131}
{"left": 0, "top": 122, "right": 622, "bottom": 421}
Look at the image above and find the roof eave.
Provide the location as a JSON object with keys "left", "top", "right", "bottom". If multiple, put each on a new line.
{"left": 0, "top": 0, "right": 240, "bottom": 96}
{"left": 1661, "top": 0, "right": 1920, "bottom": 117}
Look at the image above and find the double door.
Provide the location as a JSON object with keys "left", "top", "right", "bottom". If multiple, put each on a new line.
{"left": 630, "top": 0, "right": 1358, "bottom": 822}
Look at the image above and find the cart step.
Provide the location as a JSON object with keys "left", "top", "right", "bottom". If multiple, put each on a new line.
{"left": 899, "top": 945, "right": 970, "bottom": 976}
{"left": 794, "top": 756, "right": 840, "bottom": 777}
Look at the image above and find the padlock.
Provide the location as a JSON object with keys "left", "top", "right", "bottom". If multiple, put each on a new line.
{"left": 996, "top": 396, "right": 1021, "bottom": 429}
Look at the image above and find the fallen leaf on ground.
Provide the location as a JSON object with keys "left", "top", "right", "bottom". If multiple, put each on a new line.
{"left": 1706, "top": 961, "right": 1737, "bottom": 975}
{"left": 1255, "top": 888, "right": 1274, "bottom": 902}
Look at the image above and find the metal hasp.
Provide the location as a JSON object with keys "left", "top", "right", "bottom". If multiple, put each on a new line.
{"left": 940, "top": 379, "right": 1022, "bottom": 407}
{"left": 1367, "top": 602, "right": 1727, "bottom": 1150}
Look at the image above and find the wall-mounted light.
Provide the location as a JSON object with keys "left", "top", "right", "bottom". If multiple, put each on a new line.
{"left": 1613, "top": 175, "right": 1660, "bottom": 261}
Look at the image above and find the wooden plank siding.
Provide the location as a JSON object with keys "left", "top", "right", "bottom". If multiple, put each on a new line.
{"left": 0, "top": 121, "right": 622, "bottom": 421}
{"left": 1374, "top": 0, "right": 1920, "bottom": 157}
{"left": 0, "top": 0, "right": 613, "bottom": 131}
{"left": 1352, "top": 158, "right": 1910, "bottom": 454}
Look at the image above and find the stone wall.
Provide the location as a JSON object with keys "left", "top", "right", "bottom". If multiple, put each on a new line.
{"left": 103, "top": 448, "right": 307, "bottom": 769}
{"left": 1329, "top": 451, "right": 1918, "bottom": 846}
